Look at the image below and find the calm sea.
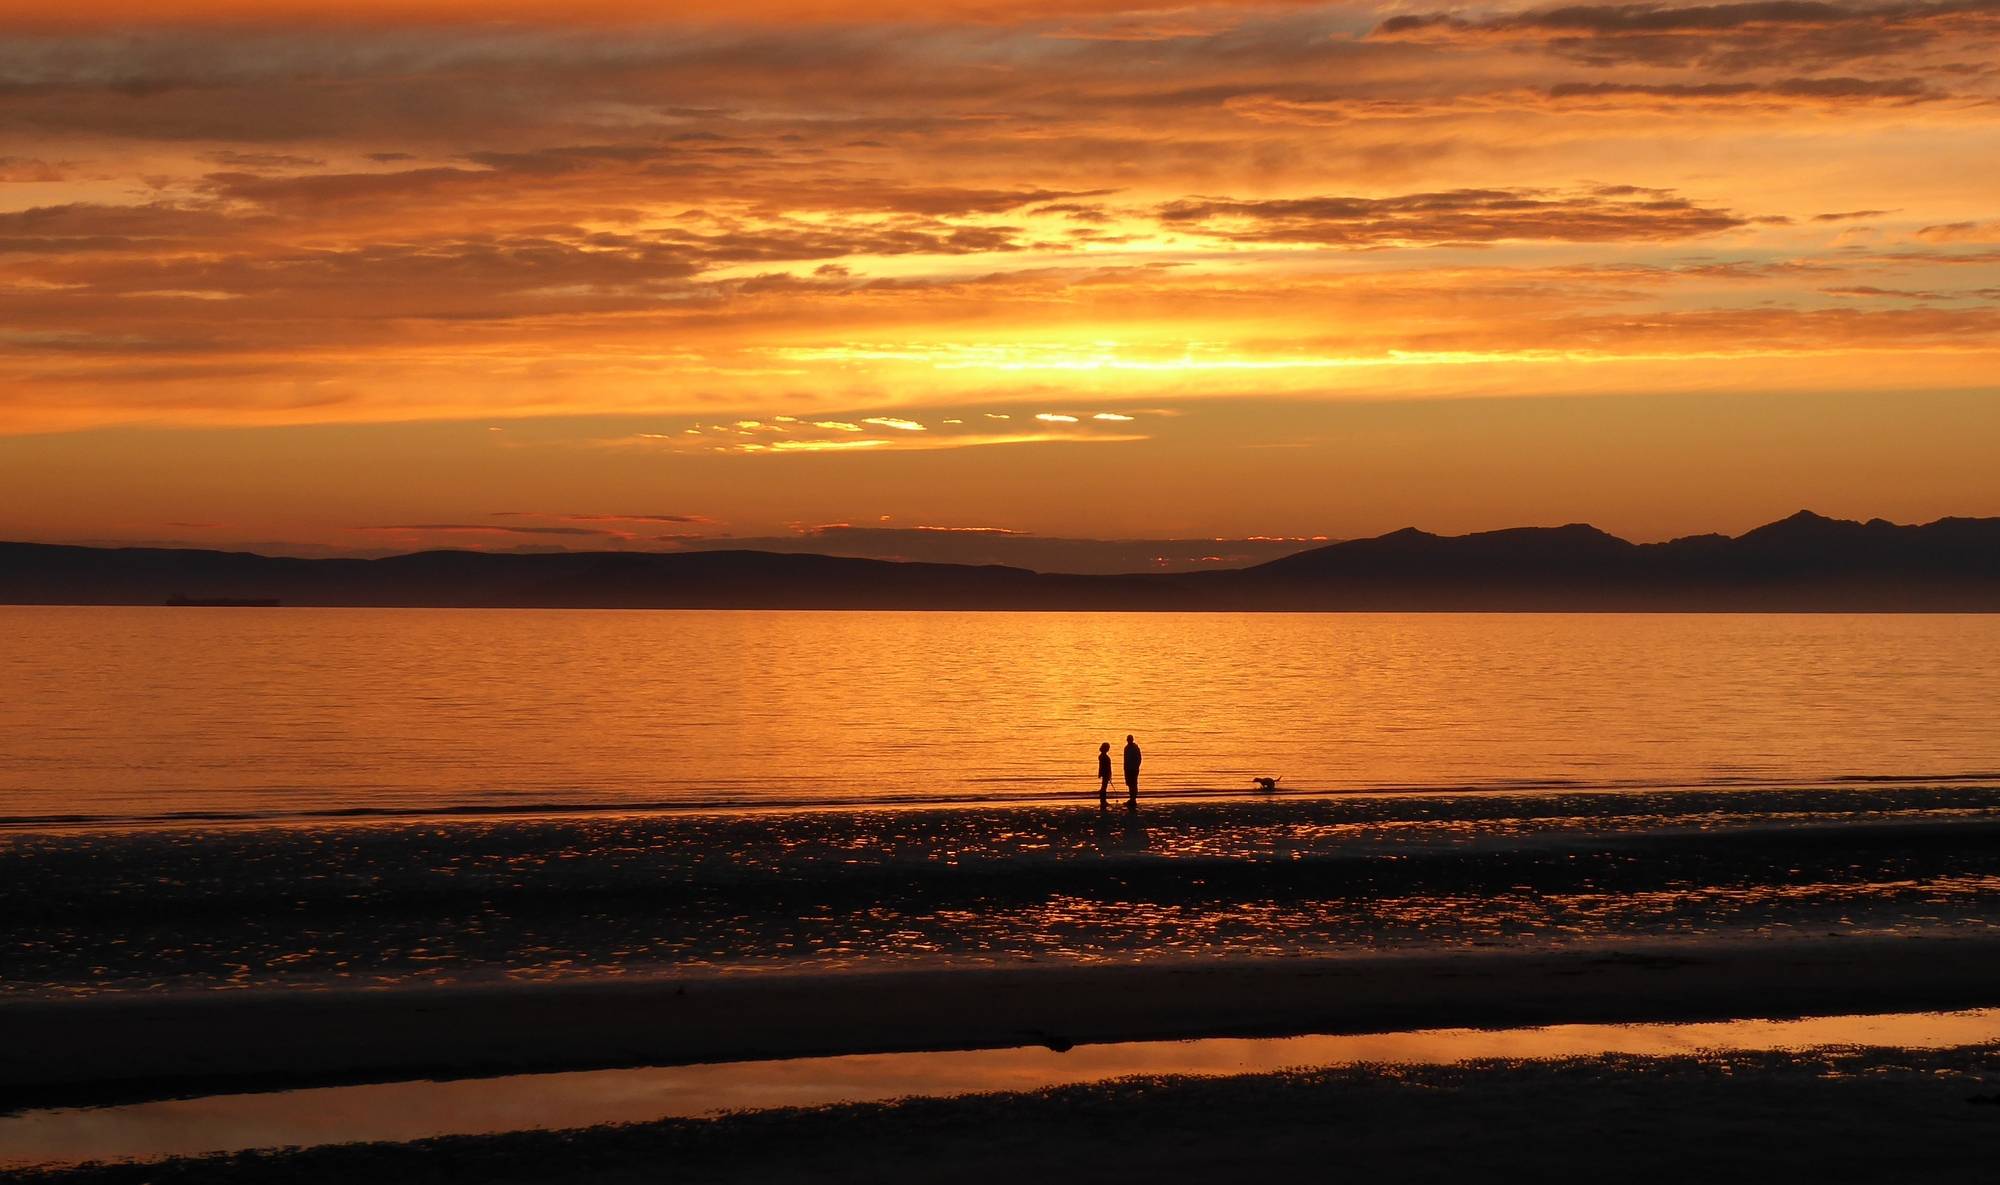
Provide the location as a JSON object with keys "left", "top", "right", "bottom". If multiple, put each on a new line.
{"left": 1, "top": 607, "right": 1996, "bottom": 824}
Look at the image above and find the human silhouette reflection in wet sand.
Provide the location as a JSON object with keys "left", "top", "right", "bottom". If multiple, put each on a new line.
{"left": 1089, "top": 801, "right": 1150, "bottom": 853}
{"left": 1118, "top": 807, "right": 1150, "bottom": 851}
{"left": 1096, "top": 742, "right": 1112, "bottom": 809}
{"left": 1123, "top": 735, "right": 1142, "bottom": 809}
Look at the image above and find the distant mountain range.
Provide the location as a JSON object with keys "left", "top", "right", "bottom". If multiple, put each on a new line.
{"left": 4, "top": 512, "right": 1998, "bottom": 610}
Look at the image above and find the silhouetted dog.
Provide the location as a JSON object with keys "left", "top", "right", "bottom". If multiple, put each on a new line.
{"left": 1251, "top": 777, "right": 1281, "bottom": 792}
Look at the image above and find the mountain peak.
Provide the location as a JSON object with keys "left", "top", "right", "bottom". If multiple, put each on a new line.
{"left": 1738, "top": 510, "right": 1863, "bottom": 541}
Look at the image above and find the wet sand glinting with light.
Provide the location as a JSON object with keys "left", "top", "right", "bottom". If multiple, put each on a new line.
{"left": 9, "top": 789, "right": 2000, "bottom": 997}
{"left": 9, "top": 933, "right": 2000, "bottom": 1109}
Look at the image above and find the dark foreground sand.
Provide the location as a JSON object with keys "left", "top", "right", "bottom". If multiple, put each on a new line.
{"left": 8, "top": 934, "right": 2000, "bottom": 1109}
{"left": 19, "top": 1042, "right": 2000, "bottom": 1185}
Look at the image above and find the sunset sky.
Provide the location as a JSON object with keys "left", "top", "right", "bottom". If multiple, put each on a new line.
{"left": 3, "top": 0, "right": 1998, "bottom": 560}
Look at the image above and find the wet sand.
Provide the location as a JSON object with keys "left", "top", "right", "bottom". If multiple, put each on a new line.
{"left": 18, "top": 1041, "right": 2000, "bottom": 1184}
{"left": 11, "top": 790, "right": 2000, "bottom": 998}
{"left": 9, "top": 933, "right": 2000, "bottom": 1110}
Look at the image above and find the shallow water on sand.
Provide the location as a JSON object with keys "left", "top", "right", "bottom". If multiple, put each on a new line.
{"left": 4, "top": 608, "right": 1998, "bottom": 823}
{"left": 8, "top": 1009, "right": 1999, "bottom": 1168}
{"left": 8, "top": 788, "right": 2000, "bottom": 997}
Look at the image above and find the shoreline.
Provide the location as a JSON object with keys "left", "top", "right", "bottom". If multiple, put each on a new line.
{"left": 10, "top": 933, "right": 2000, "bottom": 1110}
{"left": 7, "top": 775, "right": 1999, "bottom": 834}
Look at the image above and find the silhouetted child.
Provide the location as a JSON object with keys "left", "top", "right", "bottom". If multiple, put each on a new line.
{"left": 1097, "top": 742, "right": 1112, "bottom": 808}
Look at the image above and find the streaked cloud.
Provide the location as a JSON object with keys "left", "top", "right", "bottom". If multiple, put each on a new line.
{"left": 491, "top": 511, "right": 716, "bottom": 524}
{"left": 663, "top": 524, "right": 1329, "bottom": 573}
{"left": 356, "top": 523, "right": 616, "bottom": 537}
{"left": 1369, "top": 1, "right": 2000, "bottom": 69}
{"left": 763, "top": 439, "right": 889, "bottom": 452}
{"left": 1159, "top": 187, "right": 1751, "bottom": 246}
{"left": 1918, "top": 221, "right": 2000, "bottom": 243}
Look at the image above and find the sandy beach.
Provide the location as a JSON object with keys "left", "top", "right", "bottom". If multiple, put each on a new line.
{"left": 9, "top": 933, "right": 2000, "bottom": 1110}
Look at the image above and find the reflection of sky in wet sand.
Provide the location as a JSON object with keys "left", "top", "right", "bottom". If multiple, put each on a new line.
{"left": 7, "top": 1010, "right": 1999, "bottom": 1169}
{"left": 7, "top": 788, "right": 2000, "bottom": 995}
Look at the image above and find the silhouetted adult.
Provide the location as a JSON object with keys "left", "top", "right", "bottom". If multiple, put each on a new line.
{"left": 1096, "top": 742, "right": 1112, "bottom": 808}
{"left": 1122, "top": 735, "right": 1142, "bottom": 805}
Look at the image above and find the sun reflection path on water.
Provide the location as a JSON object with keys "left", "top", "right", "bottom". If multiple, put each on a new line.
{"left": 7, "top": 610, "right": 1999, "bottom": 824}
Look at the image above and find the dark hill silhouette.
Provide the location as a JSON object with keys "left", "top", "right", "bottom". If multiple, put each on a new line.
{"left": 1223, "top": 511, "right": 2000, "bottom": 609}
{"left": 1253, "top": 522, "right": 1638, "bottom": 581}
{"left": 3, "top": 511, "right": 1997, "bottom": 610}
{"left": 0, "top": 544, "right": 1182, "bottom": 610}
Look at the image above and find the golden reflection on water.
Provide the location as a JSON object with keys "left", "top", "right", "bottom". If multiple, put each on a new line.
{"left": 7, "top": 1010, "right": 1999, "bottom": 1169}
{"left": 3, "top": 608, "right": 1998, "bottom": 821}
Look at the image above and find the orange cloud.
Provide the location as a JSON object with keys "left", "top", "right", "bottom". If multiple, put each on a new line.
{"left": 0, "top": 0, "right": 1995, "bottom": 537}
{"left": 1158, "top": 186, "right": 1752, "bottom": 246}
{"left": 1917, "top": 220, "right": 2000, "bottom": 243}
{"left": 0, "top": 0, "right": 1326, "bottom": 28}
{"left": 1370, "top": 1, "right": 2000, "bottom": 69}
